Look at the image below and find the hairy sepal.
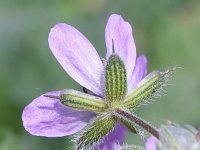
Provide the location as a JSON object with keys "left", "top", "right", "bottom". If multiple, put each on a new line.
{"left": 74, "top": 114, "right": 116, "bottom": 150}
{"left": 120, "top": 118, "right": 137, "bottom": 134}
{"left": 60, "top": 89, "right": 106, "bottom": 112}
{"left": 106, "top": 54, "right": 127, "bottom": 103}
{"left": 123, "top": 67, "right": 176, "bottom": 109}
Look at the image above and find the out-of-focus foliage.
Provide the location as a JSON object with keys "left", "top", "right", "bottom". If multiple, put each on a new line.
{"left": 0, "top": 0, "right": 199, "bottom": 149}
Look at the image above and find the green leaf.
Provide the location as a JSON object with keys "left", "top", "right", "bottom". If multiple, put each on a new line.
{"left": 75, "top": 114, "right": 116, "bottom": 150}
{"left": 123, "top": 67, "right": 176, "bottom": 109}
{"left": 106, "top": 54, "right": 127, "bottom": 103}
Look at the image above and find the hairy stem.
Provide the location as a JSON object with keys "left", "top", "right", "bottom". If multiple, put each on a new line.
{"left": 115, "top": 108, "right": 159, "bottom": 139}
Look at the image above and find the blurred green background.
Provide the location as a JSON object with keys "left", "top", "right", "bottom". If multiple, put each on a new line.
{"left": 0, "top": 0, "right": 200, "bottom": 149}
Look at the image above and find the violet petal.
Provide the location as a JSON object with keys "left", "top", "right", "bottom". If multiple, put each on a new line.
{"left": 96, "top": 122, "right": 127, "bottom": 150}
{"left": 48, "top": 23, "right": 104, "bottom": 96}
{"left": 105, "top": 14, "right": 136, "bottom": 81}
{"left": 22, "top": 91, "right": 95, "bottom": 137}
{"left": 128, "top": 55, "right": 148, "bottom": 94}
{"left": 145, "top": 136, "right": 158, "bottom": 150}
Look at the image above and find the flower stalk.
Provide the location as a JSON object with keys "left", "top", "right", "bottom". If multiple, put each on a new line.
{"left": 115, "top": 108, "right": 159, "bottom": 139}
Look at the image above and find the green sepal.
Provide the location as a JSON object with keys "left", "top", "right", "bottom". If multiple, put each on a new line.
{"left": 106, "top": 54, "right": 127, "bottom": 103}
{"left": 59, "top": 89, "right": 106, "bottom": 112}
{"left": 123, "top": 67, "right": 175, "bottom": 109}
{"left": 75, "top": 114, "right": 116, "bottom": 150}
{"left": 120, "top": 118, "right": 137, "bottom": 134}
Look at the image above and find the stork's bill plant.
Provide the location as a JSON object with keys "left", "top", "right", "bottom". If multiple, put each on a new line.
{"left": 22, "top": 14, "right": 175, "bottom": 150}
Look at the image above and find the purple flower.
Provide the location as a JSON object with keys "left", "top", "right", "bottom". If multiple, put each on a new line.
{"left": 145, "top": 136, "right": 158, "bottom": 150}
{"left": 22, "top": 14, "right": 147, "bottom": 149}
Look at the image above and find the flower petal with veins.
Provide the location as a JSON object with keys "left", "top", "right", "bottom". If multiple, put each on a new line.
{"left": 128, "top": 55, "right": 148, "bottom": 94}
{"left": 49, "top": 24, "right": 104, "bottom": 96}
{"left": 22, "top": 91, "right": 95, "bottom": 137}
{"left": 105, "top": 14, "right": 136, "bottom": 81}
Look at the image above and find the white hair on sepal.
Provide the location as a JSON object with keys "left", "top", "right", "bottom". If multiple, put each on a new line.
{"left": 113, "top": 142, "right": 145, "bottom": 150}
{"left": 134, "top": 96, "right": 155, "bottom": 110}
{"left": 133, "top": 66, "right": 178, "bottom": 110}
{"left": 137, "top": 128, "right": 149, "bottom": 141}
{"left": 72, "top": 113, "right": 116, "bottom": 150}
{"left": 101, "top": 57, "right": 107, "bottom": 67}
{"left": 72, "top": 117, "right": 98, "bottom": 150}
{"left": 138, "top": 99, "right": 153, "bottom": 106}
{"left": 64, "top": 138, "right": 75, "bottom": 150}
{"left": 127, "top": 116, "right": 151, "bottom": 141}
{"left": 150, "top": 66, "right": 178, "bottom": 97}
